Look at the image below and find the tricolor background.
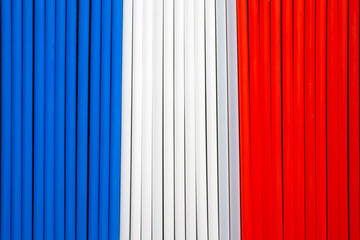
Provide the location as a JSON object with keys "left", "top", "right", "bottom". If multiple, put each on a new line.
{"left": 1, "top": 0, "right": 359, "bottom": 239}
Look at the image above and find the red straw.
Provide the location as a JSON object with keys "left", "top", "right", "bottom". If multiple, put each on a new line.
{"left": 237, "top": 0, "right": 251, "bottom": 239}
{"left": 349, "top": 0, "right": 360, "bottom": 238}
{"left": 282, "top": 0, "right": 295, "bottom": 238}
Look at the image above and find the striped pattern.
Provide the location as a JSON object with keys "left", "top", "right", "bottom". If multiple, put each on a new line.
{"left": 238, "top": 0, "right": 360, "bottom": 239}
{"left": 1, "top": 0, "right": 359, "bottom": 239}
{"left": 1, "top": 0, "right": 122, "bottom": 239}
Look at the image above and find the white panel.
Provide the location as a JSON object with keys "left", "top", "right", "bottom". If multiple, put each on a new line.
{"left": 141, "top": 0, "right": 153, "bottom": 238}
{"left": 216, "top": 0, "right": 230, "bottom": 239}
{"left": 184, "top": 0, "right": 197, "bottom": 238}
{"left": 205, "top": 0, "right": 219, "bottom": 238}
{"left": 131, "top": 0, "right": 143, "bottom": 237}
{"left": 226, "top": 0, "right": 241, "bottom": 239}
{"left": 174, "top": 0, "right": 186, "bottom": 238}
{"left": 152, "top": 0, "right": 163, "bottom": 237}
{"left": 194, "top": 0, "right": 208, "bottom": 239}
{"left": 120, "top": 0, "right": 133, "bottom": 239}
{"left": 164, "top": 0, "right": 175, "bottom": 238}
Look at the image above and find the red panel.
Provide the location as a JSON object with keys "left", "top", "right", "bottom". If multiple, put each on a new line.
{"left": 282, "top": 0, "right": 295, "bottom": 238}
{"left": 270, "top": 0, "right": 283, "bottom": 239}
{"left": 293, "top": 1, "right": 305, "bottom": 239}
{"left": 304, "top": 0, "right": 315, "bottom": 239}
{"left": 237, "top": 0, "right": 252, "bottom": 239}
{"left": 237, "top": 2, "right": 355, "bottom": 239}
{"left": 248, "top": 0, "right": 262, "bottom": 238}
{"left": 315, "top": 0, "right": 327, "bottom": 239}
{"left": 349, "top": 0, "right": 360, "bottom": 238}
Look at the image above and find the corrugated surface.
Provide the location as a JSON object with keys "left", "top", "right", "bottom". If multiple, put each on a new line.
{"left": 0, "top": 0, "right": 122, "bottom": 239}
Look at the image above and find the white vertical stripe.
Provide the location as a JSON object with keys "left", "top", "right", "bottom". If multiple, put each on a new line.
{"left": 226, "top": 0, "right": 240, "bottom": 239}
{"left": 194, "top": 0, "right": 209, "bottom": 239}
{"left": 205, "top": 0, "right": 219, "bottom": 238}
{"left": 131, "top": 0, "right": 143, "bottom": 238}
{"left": 184, "top": 0, "right": 197, "bottom": 237}
{"left": 141, "top": 0, "right": 154, "bottom": 238}
{"left": 216, "top": 0, "right": 230, "bottom": 238}
{"left": 152, "top": 0, "right": 164, "bottom": 237}
{"left": 174, "top": 0, "right": 186, "bottom": 237}
{"left": 164, "top": 0, "right": 175, "bottom": 238}
{"left": 120, "top": 0, "right": 133, "bottom": 239}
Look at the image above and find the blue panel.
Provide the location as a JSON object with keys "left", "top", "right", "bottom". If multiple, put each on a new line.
{"left": 45, "top": 0, "right": 55, "bottom": 238}
{"left": 88, "top": 0, "right": 101, "bottom": 238}
{"left": 22, "top": 0, "right": 33, "bottom": 238}
{"left": 77, "top": 0, "right": 90, "bottom": 239}
{"left": 99, "top": 0, "right": 112, "bottom": 238}
{"left": 65, "top": 0, "right": 77, "bottom": 238}
{"left": 2, "top": 2, "right": 124, "bottom": 239}
{"left": 55, "top": 0, "right": 66, "bottom": 238}
{"left": 11, "top": 0, "right": 22, "bottom": 238}
{"left": 1, "top": 0, "right": 11, "bottom": 239}
{"left": 34, "top": 0, "right": 45, "bottom": 238}
{"left": 109, "top": 0, "right": 122, "bottom": 238}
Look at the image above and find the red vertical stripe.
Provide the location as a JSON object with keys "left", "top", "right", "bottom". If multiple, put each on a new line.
{"left": 270, "top": 0, "right": 283, "bottom": 239}
{"left": 337, "top": 0, "right": 349, "bottom": 238}
{"left": 238, "top": 2, "right": 355, "bottom": 239}
{"left": 237, "top": 0, "right": 252, "bottom": 239}
{"left": 327, "top": 0, "right": 339, "bottom": 238}
{"left": 293, "top": 0, "right": 305, "bottom": 239}
{"left": 248, "top": 0, "right": 262, "bottom": 238}
{"left": 349, "top": 0, "right": 360, "bottom": 238}
{"left": 282, "top": 0, "right": 295, "bottom": 238}
{"left": 304, "top": 0, "right": 316, "bottom": 239}
{"left": 315, "top": 0, "right": 327, "bottom": 239}
{"left": 260, "top": 0, "right": 272, "bottom": 237}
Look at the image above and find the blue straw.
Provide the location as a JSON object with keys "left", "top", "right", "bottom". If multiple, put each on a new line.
{"left": 22, "top": 0, "right": 33, "bottom": 238}
{"left": 55, "top": 0, "right": 66, "bottom": 238}
{"left": 1, "top": 0, "right": 11, "bottom": 239}
{"left": 88, "top": 0, "right": 101, "bottom": 238}
{"left": 34, "top": 0, "right": 45, "bottom": 238}
{"left": 77, "top": 0, "right": 90, "bottom": 239}
{"left": 109, "top": 0, "right": 122, "bottom": 238}
{"left": 65, "top": 0, "right": 77, "bottom": 238}
{"left": 44, "top": 0, "right": 55, "bottom": 237}
{"left": 11, "top": 0, "right": 22, "bottom": 238}
{"left": 99, "top": 0, "right": 112, "bottom": 238}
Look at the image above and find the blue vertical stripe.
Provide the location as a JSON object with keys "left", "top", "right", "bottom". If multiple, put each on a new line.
{"left": 22, "top": 0, "right": 33, "bottom": 238}
{"left": 45, "top": 0, "right": 55, "bottom": 238}
{"left": 34, "top": 0, "right": 45, "bottom": 238}
{"left": 55, "top": 0, "right": 66, "bottom": 238}
{"left": 65, "top": 0, "right": 77, "bottom": 239}
{"left": 11, "top": 0, "right": 22, "bottom": 238}
{"left": 1, "top": 0, "right": 11, "bottom": 239}
{"left": 109, "top": 0, "right": 122, "bottom": 239}
{"left": 99, "top": 0, "right": 112, "bottom": 238}
{"left": 89, "top": 0, "right": 101, "bottom": 238}
{"left": 1, "top": 1, "right": 122, "bottom": 238}
{"left": 77, "top": 0, "right": 90, "bottom": 239}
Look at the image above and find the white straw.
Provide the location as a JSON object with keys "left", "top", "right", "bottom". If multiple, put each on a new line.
{"left": 120, "top": 0, "right": 133, "bottom": 238}
{"left": 216, "top": 0, "right": 230, "bottom": 238}
{"left": 226, "top": 0, "right": 241, "bottom": 239}
{"left": 152, "top": 0, "right": 164, "bottom": 237}
{"left": 194, "top": 0, "right": 209, "bottom": 239}
{"left": 164, "top": 0, "right": 175, "bottom": 238}
{"left": 205, "top": 0, "right": 220, "bottom": 238}
{"left": 141, "top": 0, "right": 154, "bottom": 237}
{"left": 184, "top": 0, "right": 197, "bottom": 237}
{"left": 174, "top": 0, "right": 186, "bottom": 237}
{"left": 131, "top": 0, "right": 143, "bottom": 238}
